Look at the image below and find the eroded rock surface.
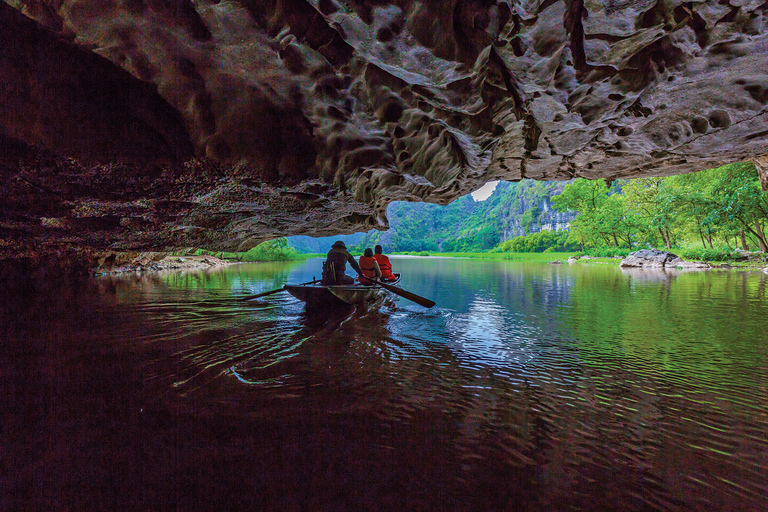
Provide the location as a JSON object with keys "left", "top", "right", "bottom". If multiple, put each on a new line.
{"left": 620, "top": 249, "right": 710, "bottom": 268}
{"left": 1, "top": 0, "right": 768, "bottom": 255}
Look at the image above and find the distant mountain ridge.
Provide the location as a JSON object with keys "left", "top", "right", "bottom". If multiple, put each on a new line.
{"left": 287, "top": 180, "right": 575, "bottom": 253}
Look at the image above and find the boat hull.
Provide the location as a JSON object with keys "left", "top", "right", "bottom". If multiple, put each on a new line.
{"left": 284, "top": 274, "right": 400, "bottom": 309}
{"left": 284, "top": 284, "right": 378, "bottom": 308}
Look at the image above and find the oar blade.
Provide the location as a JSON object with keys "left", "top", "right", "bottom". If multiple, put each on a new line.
{"left": 375, "top": 279, "right": 435, "bottom": 308}
{"left": 238, "top": 279, "right": 318, "bottom": 302}
{"left": 238, "top": 286, "right": 286, "bottom": 301}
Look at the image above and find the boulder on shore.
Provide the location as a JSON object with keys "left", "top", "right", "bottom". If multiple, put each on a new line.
{"left": 620, "top": 249, "right": 709, "bottom": 269}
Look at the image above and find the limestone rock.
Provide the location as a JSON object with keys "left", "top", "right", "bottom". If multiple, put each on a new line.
{"left": 674, "top": 260, "right": 711, "bottom": 269}
{"left": 620, "top": 249, "right": 710, "bottom": 269}
{"left": 620, "top": 249, "right": 683, "bottom": 268}
{"left": 2, "top": 0, "right": 768, "bottom": 254}
{"left": 95, "top": 252, "right": 230, "bottom": 273}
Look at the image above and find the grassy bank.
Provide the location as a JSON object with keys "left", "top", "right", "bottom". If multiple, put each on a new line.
{"left": 181, "top": 238, "right": 313, "bottom": 262}
{"left": 188, "top": 249, "right": 316, "bottom": 262}
{"left": 389, "top": 251, "right": 579, "bottom": 261}
{"left": 188, "top": 237, "right": 765, "bottom": 268}
{"left": 386, "top": 250, "right": 766, "bottom": 269}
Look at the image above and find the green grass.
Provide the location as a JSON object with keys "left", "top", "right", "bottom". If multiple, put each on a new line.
{"left": 389, "top": 251, "right": 579, "bottom": 261}
{"left": 498, "top": 252, "right": 579, "bottom": 261}
{"left": 572, "top": 257, "right": 623, "bottom": 264}
{"left": 175, "top": 247, "right": 316, "bottom": 263}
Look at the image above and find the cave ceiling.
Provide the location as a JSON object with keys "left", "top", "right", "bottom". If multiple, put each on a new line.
{"left": 1, "top": 0, "right": 767, "bottom": 254}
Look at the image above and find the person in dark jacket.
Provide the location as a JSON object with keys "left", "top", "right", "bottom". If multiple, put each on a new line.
{"left": 322, "top": 241, "right": 363, "bottom": 285}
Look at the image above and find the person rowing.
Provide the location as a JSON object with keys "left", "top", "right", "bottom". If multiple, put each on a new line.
{"left": 321, "top": 241, "right": 364, "bottom": 285}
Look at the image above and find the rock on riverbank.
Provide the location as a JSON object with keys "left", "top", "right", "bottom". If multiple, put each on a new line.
{"left": 95, "top": 252, "right": 231, "bottom": 274}
{"left": 620, "top": 249, "right": 710, "bottom": 269}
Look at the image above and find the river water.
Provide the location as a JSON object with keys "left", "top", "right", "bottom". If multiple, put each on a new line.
{"left": 2, "top": 257, "right": 767, "bottom": 511}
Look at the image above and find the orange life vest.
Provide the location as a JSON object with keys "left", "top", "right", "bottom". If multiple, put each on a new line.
{"left": 358, "top": 255, "right": 379, "bottom": 279}
{"left": 373, "top": 254, "right": 395, "bottom": 280}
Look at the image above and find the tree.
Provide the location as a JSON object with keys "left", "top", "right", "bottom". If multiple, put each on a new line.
{"left": 243, "top": 237, "right": 299, "bottom": 261}
{"left": 699, "top": 163, "right": 768, "bottom": 252}
{"left": 622, "top": 163, "right": 767, "bottom": 253}
{"left": 552, "top": 179, "right": 632, "bottom": 248}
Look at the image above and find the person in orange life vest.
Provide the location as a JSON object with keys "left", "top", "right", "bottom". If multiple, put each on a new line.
{"left": 373, "top": 245, "right": 396, "bottom": 281}
{"left": 358, "top": 248, "right": 382, "bottom": 284}
{"left": 322, "top": 241, "right": 363, "bottom": 285}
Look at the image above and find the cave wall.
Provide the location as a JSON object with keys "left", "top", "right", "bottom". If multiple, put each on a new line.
{"left": 1, "top": 0, "right": 767, "bottom": 255}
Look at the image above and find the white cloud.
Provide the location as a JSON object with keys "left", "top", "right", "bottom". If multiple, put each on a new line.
{"left": 470, "top": 181, "right": 498, "bottom": 201}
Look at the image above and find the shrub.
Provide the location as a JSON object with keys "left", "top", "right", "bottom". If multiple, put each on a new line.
{"left": 497, "top": 230, "right": 578, "bottom": 253}
{"left": 241, "top": 238, "right": 300, "bottom": 262}
{"left": 583, "top": 247, "right": 631, "bottom": 258}
{"left": 676, "top": 245, "right": 737, "bottom": 262}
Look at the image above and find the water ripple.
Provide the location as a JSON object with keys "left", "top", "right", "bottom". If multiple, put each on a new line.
{"left": 82, "top": 261, "right": 768, "bottom": 510}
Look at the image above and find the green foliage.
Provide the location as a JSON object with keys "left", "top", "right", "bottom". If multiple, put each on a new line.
{"left": 552, "top": 179, "right": 635, "bottom": 249}
{"left": 499, "top": 252, "right": 579, "bottom": 261}
{"left": 293, "top": 164, "right": 767, "bottom": 258}
{"left": 497, "top": 230, "right": 577, "bottom": 253}
{"left": 338, "top": 180, "right": 569, "bottom": 254}
{"left": 675, "top": 245, "right": 738, "bottom": 262}
{"left": 548, "top": 163, "right": 767, "bottom": 255}
{"left": 398, "top": 251, "right": 432, "bottom": 256}
{"left": 583, "top": 247, "right": 631, "bottom": 258}
{"left": 189, "top": 238, "right": 302, "bottom": 262}
{"left": 191, "top": 248, "right": 240, "bottom": 260}
{"left": 241, "top": 238, "right": 300, "bottom": 261}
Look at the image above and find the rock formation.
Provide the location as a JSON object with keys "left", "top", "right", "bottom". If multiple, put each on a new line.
{"left": 620, "top": 248, "right": 710, "bottom": 268}
{"left": 1, "top": 0, "right": 767, "bottom": 256}
{"left": 620, "top": 249, "right": 682, "bottom": 267}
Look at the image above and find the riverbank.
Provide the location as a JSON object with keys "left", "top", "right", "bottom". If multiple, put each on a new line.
{"left": 94, "top": 252, "right": 232, "bottom": 275}
{"left": 571, "top": 253, "right": 768, "bottom": 271}
{"left": 386, "top": 251, "right": 768, "bottom": 271}
{"left": 91, "top": 249, "right": 768, "bottom": 275}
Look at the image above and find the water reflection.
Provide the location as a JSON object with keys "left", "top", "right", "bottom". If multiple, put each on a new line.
{"left": 1, "top": 259, "right": 766, "bottom": 511}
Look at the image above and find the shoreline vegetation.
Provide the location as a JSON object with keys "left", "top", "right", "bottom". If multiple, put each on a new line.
{"left": 94, "top": 163, "right": 767, "bottom": 274}
{"left": 295, "top": 163, "right": 767, "bottom": 264}
{"left": 383, "top": 250, "right": 767, "bottom": 270}
{"left": 95, "top": 246, "right": 767, "bottom": 275}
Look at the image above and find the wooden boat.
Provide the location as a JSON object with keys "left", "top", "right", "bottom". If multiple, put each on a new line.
{"left": 285, "top": 273, "right": 401, "bottom": 309}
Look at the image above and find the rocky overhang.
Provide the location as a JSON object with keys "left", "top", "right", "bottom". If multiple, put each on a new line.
{"left": 1, "top": 0, "right": 767, "bottom": 257}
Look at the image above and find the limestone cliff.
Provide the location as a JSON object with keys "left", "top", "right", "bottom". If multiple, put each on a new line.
{"left": 1, "top": 0, "right": 767, "bottom": 256}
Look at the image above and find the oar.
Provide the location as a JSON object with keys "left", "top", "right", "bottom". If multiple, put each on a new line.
{"left": 373, "top": 278, "right": 435, "bottom": 308}
{"left": 238, "top": 279, "right": 317, "bottom": 301}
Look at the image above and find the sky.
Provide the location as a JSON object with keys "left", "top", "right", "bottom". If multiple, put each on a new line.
{"left": 470, "top": 181, "right": 498, "bottom": 201}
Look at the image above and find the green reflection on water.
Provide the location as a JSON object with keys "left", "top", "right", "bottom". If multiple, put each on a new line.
{"left": 157, "top": 261, "right": 306, "bottom": 293}
{"left": 112, "top": 257, "right": 768, "bottom": 394}
{"left": 560, "top": 264, "right": 767, "bottom": 391}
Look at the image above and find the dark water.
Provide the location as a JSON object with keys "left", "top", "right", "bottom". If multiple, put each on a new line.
{"left": 2, "top": 257, "right": 767, "bottom": 511}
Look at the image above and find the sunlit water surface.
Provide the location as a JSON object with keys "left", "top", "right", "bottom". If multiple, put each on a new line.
{"left": 2, "top": 258, "right": 767, "bottom": 511}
